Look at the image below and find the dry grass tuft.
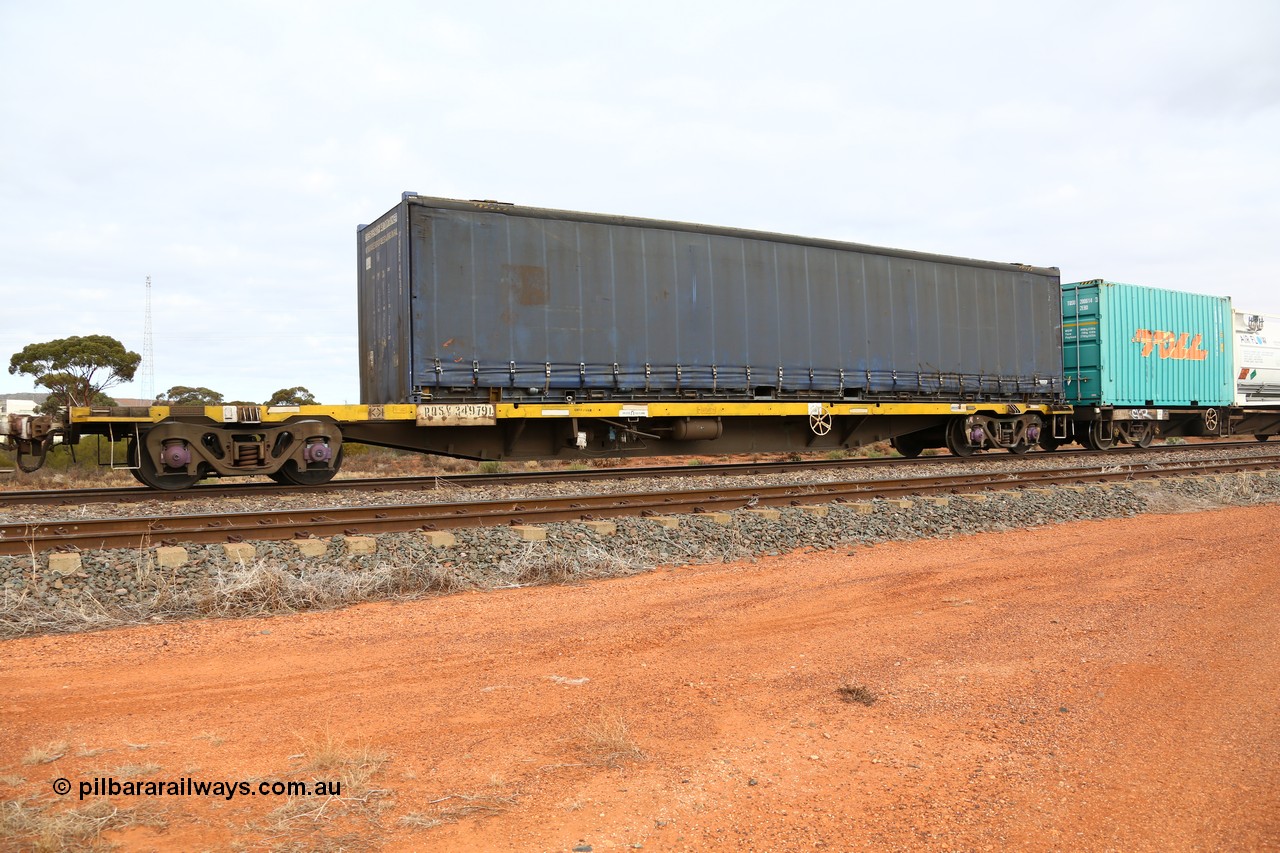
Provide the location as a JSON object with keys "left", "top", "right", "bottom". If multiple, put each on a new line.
{"left": 1143, "top": 483, "right": 1233, "bottom": 514}
{"left": 0, "top": 589, "right": 129, "bottom": 638}
{"left": 1142, "top": 473, "right": 1279, "bottom": 515}
{"left": 577, "top": 714, "right": 645, "bottom": 768}
{"left": 113, "top": 763, "right": 161, "bottom": 778}
{"left": 837, "top": 683, "right": 877, "bottom": 706}
{"left": 260, "top": 733, "right": 391, "bottom": 847}
{"left": 0, "top": 557, "right": 464, "bottom": 639}
{"left": 412, "top": 792, "right": 520, "bottom": 826}
{"left": 397, "top": 812, "right": 443, "bottom": 829}
{"left": 0, "top": 797, "right": 165, "bottom": 853}
{"left": 266, "top": 831, "right": 368, "bottom": 853}
{"left": 22, "top": 742, "right": 68, "bottom": 765}
{"left": 296, "top": 731, "right": 388, "bottom": 796}
{"left": 507, "top": 543, "right": 633, "bottom": 587}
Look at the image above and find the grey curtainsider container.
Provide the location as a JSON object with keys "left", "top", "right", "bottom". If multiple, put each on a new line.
{"left": 358, "top": 195, "right": 1064, "bottom": 405}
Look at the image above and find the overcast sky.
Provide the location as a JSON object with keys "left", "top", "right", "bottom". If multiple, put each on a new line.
{"left": 2, "top": 1, "right": 1277, "bottom": 405}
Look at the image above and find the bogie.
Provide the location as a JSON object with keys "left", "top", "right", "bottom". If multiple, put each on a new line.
{"left": 115, "top": 418, "right": 345, "bottom": 491}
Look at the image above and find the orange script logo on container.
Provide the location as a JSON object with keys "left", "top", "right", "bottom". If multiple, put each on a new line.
{"left": 1131, "top": 329, "right": 1208, "bottom": 360}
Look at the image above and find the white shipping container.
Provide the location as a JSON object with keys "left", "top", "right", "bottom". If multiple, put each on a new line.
{"left": 1, "top": 399, "right": 37, "bottom": 416}
{"left": 1233, "top": 310, "right": 1280, "bottom": 405}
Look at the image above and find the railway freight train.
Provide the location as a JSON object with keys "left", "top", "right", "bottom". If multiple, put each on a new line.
{"left": 3, "top": 194, "right": 1279, "bottom": 490}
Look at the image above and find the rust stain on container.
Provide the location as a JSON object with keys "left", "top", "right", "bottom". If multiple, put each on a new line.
{"left": 503, "top": 264, "right": 549, "bottom": 306}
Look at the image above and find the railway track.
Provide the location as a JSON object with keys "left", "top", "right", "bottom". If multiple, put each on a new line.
{"left": 3, "top": 450, "right": 1277, "bottom": 556}
{"left": 0, "top": 441, "right": 1266, "bottom": 508}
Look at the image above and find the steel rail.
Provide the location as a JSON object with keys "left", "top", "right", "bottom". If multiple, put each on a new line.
{"left": 0, "top": 441, "right": 1266, "bottom": 508}
{"left": 2, "top": 452, "right": 1277, "bottom": 556}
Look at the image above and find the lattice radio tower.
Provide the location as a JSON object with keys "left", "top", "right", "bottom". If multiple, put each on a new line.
{"left": 140, "top": 275, "right": 155, "bottom": 403}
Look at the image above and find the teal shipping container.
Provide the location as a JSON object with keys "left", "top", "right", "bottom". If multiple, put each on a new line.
{"left": 1062, "top": 280, "right": 1233, "bottom": 407}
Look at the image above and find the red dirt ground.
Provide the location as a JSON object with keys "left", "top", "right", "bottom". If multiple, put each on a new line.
{"left": 2, "top": 505, "right": 1278, "bottom": 851}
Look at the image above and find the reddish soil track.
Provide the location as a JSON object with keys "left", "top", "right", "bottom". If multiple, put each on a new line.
{"left": 2, "top": 506, "right": 1278, "bottom": 851}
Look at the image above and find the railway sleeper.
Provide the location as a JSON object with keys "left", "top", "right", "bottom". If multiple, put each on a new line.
{"left": 131, "top": 418, "right": 343, "bottom": 490}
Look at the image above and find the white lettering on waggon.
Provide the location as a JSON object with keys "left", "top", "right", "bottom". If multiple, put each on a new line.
{"left": 415, "top": 404, "right": 496, "bottom": 427}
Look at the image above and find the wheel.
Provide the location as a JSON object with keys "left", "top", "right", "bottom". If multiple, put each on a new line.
{"left": 1198, "top": 404, "right": 1218, "bottom": 432}
{"left": 131, "top": 438, "right": 201, "bottom": 491}
{"left": 273, "top": 447, "right": 344, "bottom": 486}
{"left": 1132, "top": 423, "right": 1154, "bottom": 449}
{"left": 1084, "top": 421, "right": 1115, "bottom": 451}
{"left": 1038, "top": 432, "right": 1062, "bottom": 452}
{"left": 1256, "top": 434, "right": 1270, "bottom": 443}
{"left": 891, "top": 433, "right": 924, "bottom": 458}
{"left": 1007, "top": 441, "right": 1031, "bottom": 455}
{"left": 945, "top": 419, "right": 978, "bottom": 457}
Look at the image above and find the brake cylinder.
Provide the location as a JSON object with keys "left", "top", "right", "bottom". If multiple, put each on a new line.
{"left": 670, "top": 418, "right": 723, "bottom": 441}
